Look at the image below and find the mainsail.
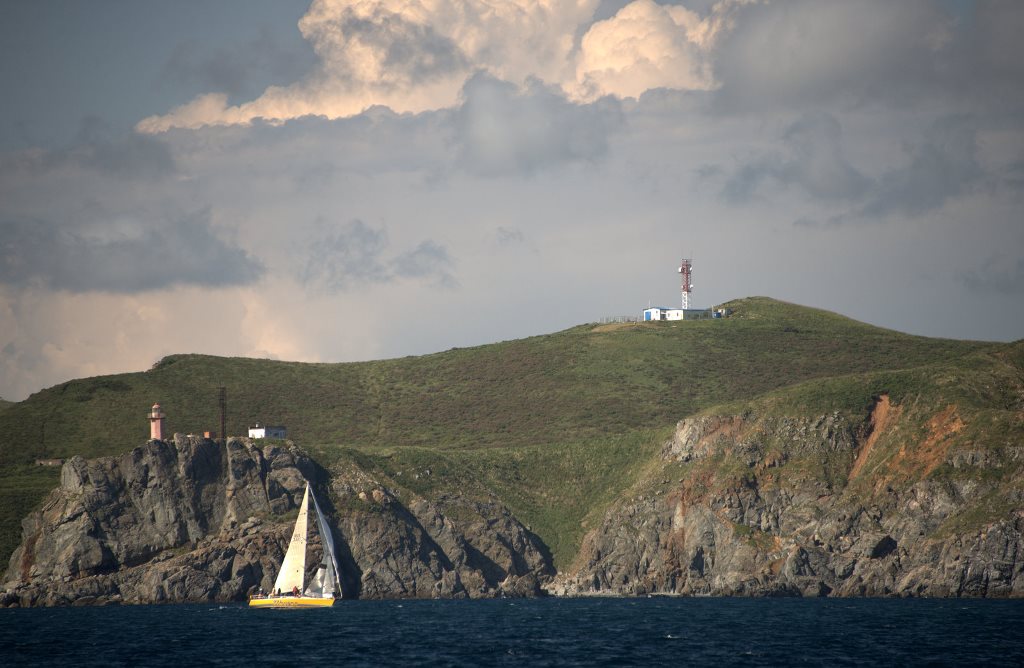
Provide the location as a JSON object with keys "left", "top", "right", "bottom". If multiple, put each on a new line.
{"left": 305, "top": 488, "right": 342, "bottom": 598}
{"left": 252, "top": 481, "right": 340, "bottom": 607}
{"left": 273, "top": 484, "right": 309, "bottom": 595}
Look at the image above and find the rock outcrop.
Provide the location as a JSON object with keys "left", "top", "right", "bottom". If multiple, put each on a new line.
{"left": 327, "top": 460, "right": 553, "bottom": 599}
{"left": 552, "top": 404, "right": 1024, "bottom": 598}
{"left": 2, "top": 435, "right": 554, "bottom": 606}
{"left": 6, "top": 393, "right": 1021, "bottom": 606}
{"left": 3, "top": 435, "right": 313, "bottom": 606}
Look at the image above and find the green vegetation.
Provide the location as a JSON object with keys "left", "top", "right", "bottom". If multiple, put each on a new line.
{"left": 0, "top": 296, "right": 1017, "bottom": 568}
{"left": 0, "top": 465, "right": 61, "bottom": 569}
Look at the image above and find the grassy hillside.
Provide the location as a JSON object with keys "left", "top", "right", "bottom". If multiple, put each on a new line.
{"left": 0, "top": 297, "right": 1008, "bottom": 568}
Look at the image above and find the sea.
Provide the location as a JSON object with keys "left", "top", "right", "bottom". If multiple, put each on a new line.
{"left": 3, "top": 597, "right": 1024, "bottom": 666}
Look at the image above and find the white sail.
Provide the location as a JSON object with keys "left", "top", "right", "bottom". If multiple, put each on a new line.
{"left": 273, "top": 483, "right": 309, "bottom": 595}
{"left": 308, "top": 488, "right": 342, "bottom": 598}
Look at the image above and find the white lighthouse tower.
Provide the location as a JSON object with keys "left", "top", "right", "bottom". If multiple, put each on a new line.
{"left": 149, "top": 403, "right": 166, "bottom": 441}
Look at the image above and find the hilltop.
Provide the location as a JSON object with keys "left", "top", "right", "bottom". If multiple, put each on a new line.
{"left": 0, "top": 297, "right": 993, "bottom": 462}
{"left": 3, "top": 297, "right": 1022, "bottom": 601}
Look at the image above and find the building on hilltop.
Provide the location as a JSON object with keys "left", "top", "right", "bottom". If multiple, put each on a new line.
{"left": 641, "top": 257, "right": 715, "bottom": 322}
{"left": 643, "top": 307, "right": 713, "bottom": 321}
{"left": 248, "top": 423, "right": 287, "bottom": 439}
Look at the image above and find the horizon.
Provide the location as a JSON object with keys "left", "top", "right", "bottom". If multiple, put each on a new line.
{"left": 2, "top": 1, "right": 1023, "bottom": 402}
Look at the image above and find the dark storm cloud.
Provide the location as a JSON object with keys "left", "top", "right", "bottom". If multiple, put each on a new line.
{"left": 709, "top": 0, "right": 1024, "bottom": 113}
{"left": 0, "top": 210, "right": 262, "bottom": 292}
{"left": 161, "top": 28, "right": 316, "bottom": 101}
{"left": 1, "top": 118, "right": 175, "bottom": 179}
{"left": 70, "top": 117, "right": 176, "bottom": 178}
{"left": 855, "top": 115, "right": 983, "bottom": 219}
{"left": 718, "top": 112, "right": 870, "bottom": 204}
{"left": 452, "top": 73, "right": 624, "bottom": 176}
{"left": 1003, "top": 160, "right": 1024, "bottom": 191}
{"left": 341, "top": 7, "right": 467, "bottom": 86}
{"left": 300, "top": 220, "right": 456, "bottom": 291}
{"left": 715, "top": 114, "right": 997, "bottom": 223}
{"left": 962, "top": 257, "right": 1024, "bottom": 295}
{"left": 300, "top": 219, "right": 389, "bottom": 289}
{"left": 393, "top": 240, "right": 456, "bottom": 288}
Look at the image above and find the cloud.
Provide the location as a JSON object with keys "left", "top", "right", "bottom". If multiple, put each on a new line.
{"left": 137, "top": 0, "right": 601, "bottom": 132}
{"left": 715, "top": 113, "right": 992, "bottom": 223}
{"left": 962, "top": 256, "right": 1024, "bottom": 295}
{"left": 718, "top": 111, "right": 869, "bottom": 203}
{"left": 1, "top": 117, "right": 175, "bottom": 180}
{"left": 300, "top": 219, "right": 389, "bottom": 290}
{"left": 452, "top": 73, "right": 623, "bottom": 176}
{"left": 495, "top": 226, "right": 526, "bottom": 247}
{"left": 856, "top": 115, "right": 983, "bottom": 219}
{"left": 571, "top": 0, "right": 721, "bottom": 100}
{"left": 136, "top": 0, "right": 750, "bottom": 133}
{"left": 709, "top": 0, "right": 1024, "bottom": 114}
{"left": 0, "top": 210, "right": 263, "bottom": 293}
{"left": 300, "top": 219, "right": 455, "bottom": 291}
{"left": 393, "top": 240, "right": 456, "bottom": 287}
{"left": 711, "top": 1, "right": 958, "bottom": 111}
{"left": 160, "top": 28, "right": 315, "bottom": 100}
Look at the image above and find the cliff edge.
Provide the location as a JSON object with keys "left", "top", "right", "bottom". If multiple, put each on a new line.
{"left": 552, "top": 399, "right": 1024, "bottom": 597}
{"left": 3, "top": 435, "right": 552, "bottom": 606}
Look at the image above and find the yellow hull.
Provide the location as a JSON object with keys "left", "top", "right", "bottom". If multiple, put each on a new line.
{"left": 249, "top": 596, "right": 335, "bottom": 609}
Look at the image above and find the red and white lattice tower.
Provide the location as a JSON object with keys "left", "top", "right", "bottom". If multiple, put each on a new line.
{"left": 678, "top": 258, "right": 693, "bottom": 310}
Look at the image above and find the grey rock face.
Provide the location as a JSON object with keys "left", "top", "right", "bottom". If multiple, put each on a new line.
{"left": 3, "top": 435, "right": 312, "bottom": 606}
{"left": 554, "top": 411, "right": 1024, "bottom": 598}
{"left": 2, "top": 435, "right": 553, "bottom": 606}
{"left": 327, "top": 463, "right": 553, "bottom": 599}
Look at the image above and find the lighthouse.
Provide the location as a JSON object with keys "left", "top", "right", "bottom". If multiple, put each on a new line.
{"left": 149, "top": 403, "right": 166, "bottom": 441}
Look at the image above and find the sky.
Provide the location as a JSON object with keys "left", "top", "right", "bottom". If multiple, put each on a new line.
{"left": 1, "top": 0, "right": 1022, "bottom": 401}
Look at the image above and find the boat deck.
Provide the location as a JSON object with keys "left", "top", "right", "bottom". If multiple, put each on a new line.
{"left": 249, "top": 596, "right": 335, "bottom": 608}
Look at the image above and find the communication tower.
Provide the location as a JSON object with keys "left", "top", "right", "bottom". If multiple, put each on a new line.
{"left": 678, "top": 258, "right": 693, "bottom": 310}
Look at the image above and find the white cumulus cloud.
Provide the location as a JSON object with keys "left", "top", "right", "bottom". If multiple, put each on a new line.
{"left": 571, "top": 0, "right": 719, "bottom": 100}
{"left": 137, "top": 0, "right": 749, "bottom": 133}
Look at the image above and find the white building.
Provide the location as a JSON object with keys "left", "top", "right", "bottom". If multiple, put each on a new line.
{"left": 249, "top": 423, "right": 287, "bottom": 439}
{"left": 643, "top": 307, "right": 713, "bottom": 321}
{"left": 643, "top": 307, "right": 685, "bottom": 321}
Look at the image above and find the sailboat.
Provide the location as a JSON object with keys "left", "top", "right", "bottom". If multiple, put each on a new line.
{"left": 249, "top": 482, "right": 341, "bottom": 608}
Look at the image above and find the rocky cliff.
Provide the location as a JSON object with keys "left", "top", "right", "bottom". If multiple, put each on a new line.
{"left": 2, "top": 435, "right": 552, "bottom": 606}
{"left": 552, "top": 397, "right": 1024, "bottom": 597}
{"left": 5, "top": 392, "right": 1022, "bottom": 606}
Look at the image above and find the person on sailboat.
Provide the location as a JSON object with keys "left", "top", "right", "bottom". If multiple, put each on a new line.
{"left": 292, "top": 586, "right": 300, "bottom": 597}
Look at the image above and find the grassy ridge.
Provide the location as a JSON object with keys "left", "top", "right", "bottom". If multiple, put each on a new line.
{"left": 0, "top": 297, "right": 1009, "bottom": 568}
{"left": 0, "top": 297, "right": 992, "bottom": 463}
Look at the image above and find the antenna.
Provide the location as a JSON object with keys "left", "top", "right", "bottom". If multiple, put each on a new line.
{"left": 678, "top": 258, "right": 692, "bottom": 310}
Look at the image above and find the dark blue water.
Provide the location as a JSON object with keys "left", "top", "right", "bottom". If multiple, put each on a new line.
{"left": 3, "top": 597, "right": 1023, "bottom": 666}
